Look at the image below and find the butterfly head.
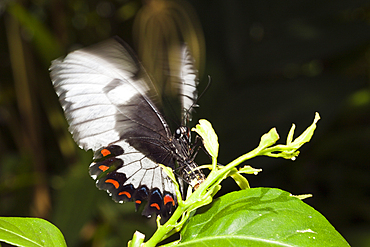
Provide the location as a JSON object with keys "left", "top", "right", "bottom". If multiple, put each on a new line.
{"left": 174, "top": 126, "right": 191, "bottom": 144}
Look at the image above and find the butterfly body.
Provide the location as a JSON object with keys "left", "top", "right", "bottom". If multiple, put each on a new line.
{"left": 50, "top": 37, "right": 204, "bottom": 217}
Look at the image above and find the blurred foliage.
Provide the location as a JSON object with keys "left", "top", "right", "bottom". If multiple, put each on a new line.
{"left": 0, "top": 0, "right": 370, "bottom": 246}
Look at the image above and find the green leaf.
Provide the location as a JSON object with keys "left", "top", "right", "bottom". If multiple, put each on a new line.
{"left": 292, "top": 194, "right": 313, "bottom": 200}
{"left": 286, "top": 124, "right": 296, "bottom": 145}
{"left": 237, "top": 165, "right": 262, "bottom": 175}
{"left": 192, "top": 119, "right": 219, "bottom": 158}
{"left": 0, "top": 217, "right": 67, "bottom": 247}
{"left": 260, "top": 112, "right": 320, "bottom": 160}
{"left": 229, "top": 170, "right": 250, "bottom": 190}
{"left": 289, "top": 112, "right": 320, "bottom": 149}
{"left": 128, "top": 231, "right": 145, "bottom": 247}
{"left": 258, "top": 127, "right": 279, "bottom": 150}
{"left": 179, "top": 188, "right": 350, "bottom": 247}
{"left": 229, "top": 166, "right": 262, "bottom": 190}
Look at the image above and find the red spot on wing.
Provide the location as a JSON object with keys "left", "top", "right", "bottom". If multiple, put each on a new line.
{"left": 118, "top": 191, "right": 132, "bottom": 198}
{"left": 164, "top": 194, "right": 175, "bottom": 206}
{"left": 150, "top": 203, "right": 160, "bottom": 211}
{"left": 105, "top": 179, "right": 119, "bottom": 189}
{"left": 135, "top": 200, "right": 141, "bottom": 204}
{"left": 101, "top": 149, "right": 111, "bottom": 156}
{"left": 99, "top": 165, "right": 109, "bottom": 172}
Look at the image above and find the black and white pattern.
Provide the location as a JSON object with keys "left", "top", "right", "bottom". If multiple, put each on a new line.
{"left": 50, "top": 37, "right": 205, "bottom": 217}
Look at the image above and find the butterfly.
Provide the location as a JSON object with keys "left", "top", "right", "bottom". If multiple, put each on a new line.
{"left": 50, "top": 37, "right": 205, "bottom": 218}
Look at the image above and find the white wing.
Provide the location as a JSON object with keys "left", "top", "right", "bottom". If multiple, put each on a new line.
{"left": 178, "top": 45, "right": 199, "bottom": 117}
{"left": 50, "top": 38, "right": 169, "bottom": 152}
{"left": 50, "top": 37, "right": 178, "bottom": 217}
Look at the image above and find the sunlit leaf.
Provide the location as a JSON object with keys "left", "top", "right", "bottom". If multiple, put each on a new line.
{"left": 258, "top": 127, "right": 279, "bottom": 150}
{"left": 192, "top": 119, "right": 219, "bottom": 158}
{"left": 0, "top": 217, "right": 67, "bottom": 247}
{"left": 286, "top": 124, "right": 296, "bottom": 144}
{"left": 289, "top": 112, "right": 320, "bottom": 149}
{"left": 180, "top": 188, "right": 350, "bottom": 247}
{"left": 229, "top": 168, "right": 250, "bottom": 190}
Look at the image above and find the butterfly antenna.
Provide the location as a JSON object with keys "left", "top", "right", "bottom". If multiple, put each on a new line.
{"left": 198, "top": 75, "right": 212, "bottom": 103}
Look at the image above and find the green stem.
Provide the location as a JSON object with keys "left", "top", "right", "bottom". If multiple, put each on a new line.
{"left": 222, "top": 146, "right": 261, "bottom": 176}
{"left": 144, "top": 145, "right": 265, "bottom": 246}
{"left": 212, "top": 156, "right": 217, "bottom": 170}
{"left": 144, "top": 206, "right": 184, "bottom": 247}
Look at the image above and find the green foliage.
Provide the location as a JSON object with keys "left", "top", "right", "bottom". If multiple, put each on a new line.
{"left": 179, "top": 188, "right": 349, "bottom": 247}
{"left": 7, "top": 2, "right": 63, "bottom": 64}
{"left": 127, "top": 113, "right": 350, "bottom": 246}
{"left": 0, "top": 113, "right": 350, "bottom": 247}
{"left": 1, "top": 1, "right": 370, "bottom": 245}
{"left": 192, "top": 119, "right": 219, "bottom": 159}
{"left": 0, "top": 217, "right": 67, "bottom": 247}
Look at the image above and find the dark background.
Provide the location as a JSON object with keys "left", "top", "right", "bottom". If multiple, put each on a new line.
{"left": 1, "top": 0, "right": 370, "bottom": 246}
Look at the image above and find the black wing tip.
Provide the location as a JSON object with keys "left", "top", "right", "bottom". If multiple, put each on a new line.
{"left": 90, "top": 146, "right": 177, "bottom": 219}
